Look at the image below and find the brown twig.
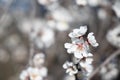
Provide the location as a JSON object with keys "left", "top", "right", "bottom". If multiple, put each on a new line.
{"left": 88, "top": 49, "right": 120, "bottom": 80}
{"left": 75, "top": 74, "right": 79, "bottom": 80}
{"left": 75, "top": 64, "right": 80, "bottom": 80}
{"left": 28, "top": 39, "right": 34, "bottom": 66}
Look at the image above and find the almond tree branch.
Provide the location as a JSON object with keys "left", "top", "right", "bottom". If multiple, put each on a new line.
{"left": 88, "top": 49, "right": 120, "bottom": 80}
{"left": 28, "top": 39, "right": 34, "bottom": 66}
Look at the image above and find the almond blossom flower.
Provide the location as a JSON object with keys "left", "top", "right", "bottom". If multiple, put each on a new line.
{"left": 64, "top": 37, "right": 90, "bottom": 59}
{"left": 63, "top": 61, "right": 78, "bottom": 75}
{"left": 79, "top": 53, "right": 93, "bottom": 65}
{"left": 47, "top": 4, "right": 73, "bottom": 31}
{"left": 38, "top": 0, "right": 57, "bottom": 6}
{"left": 17, "top": 19, "right": 33, "bottom": 35}
{"left": 97, "top": 8, "right": 107, "bottom": 20}
{"left": 47, "top": 20, "right": 70, "bottom": 31}
{"left": 79, "top": 53, "right": 93, "bottom": 76}
{"left": 37, "top": 0, "right": 49, "bottom": 5}
{"left": 87, "top": 32, "right": 99, "bottom": 47}
{"left": 68, "top": 26, "right": 87, "bottom": 38}
{"left": 28, "top": 67, "right": 48, "bottom": 79}
{"left": 20, "top": 70, "right": 29, "bottom": 80}
{"left": 20, "top": 67, "right": 48, "bottom": 80}
{"left": 106, "top": 26, "right": 120, "bottom": 48}
{"left": 33, "top": 53, "right": 45, "bottom": 67}
{"left": 75, "top": 0, "right": 87, "bottom": 6}
{"left": 51, "top": 7, "right": 73, "bottom": 22}
{"left": 27, "top": 67, "right": 43, "bottom": 80}
{"left": 82, "top": 63, "right": 93, "bottom": 76}
{"left": 55, "top": 21, "right": 70, "bottom": 31}
{"left": 34, "top": 27, "right": 55, "bottom": 48}
{"left": 87, "top": 0, "right": 99, "bottom": 7}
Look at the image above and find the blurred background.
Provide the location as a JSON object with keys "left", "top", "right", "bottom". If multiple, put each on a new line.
{"left": 0, "top": 0, "right": 120, "bottom": 80}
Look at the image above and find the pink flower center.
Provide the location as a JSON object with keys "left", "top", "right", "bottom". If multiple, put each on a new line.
{"left": 76, "top": 43, "right": 84, "bottom": 50}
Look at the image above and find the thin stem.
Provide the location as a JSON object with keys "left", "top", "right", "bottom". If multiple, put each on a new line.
{"left": 88, "top": 49, "right": 120, "bottom": 80}
{"left": 75, "top": 64, "right": 80, "bottom": 80}
{"left": 28, "top": 39, "right": 34, "bottom": 66}
{"left": 75, "top": 74, "right": 79, "bottom": 80}
{"left": 28, "top": 0, "right": 37, "bottom": 64}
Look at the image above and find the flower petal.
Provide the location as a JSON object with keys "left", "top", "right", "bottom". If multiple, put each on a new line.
{"left": 87, "top": 32, "right": 99, "bottom": 47}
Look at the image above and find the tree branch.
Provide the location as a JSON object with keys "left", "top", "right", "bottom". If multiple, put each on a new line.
{"left": 88, "top": 49, "right": 120, "bottom": 80}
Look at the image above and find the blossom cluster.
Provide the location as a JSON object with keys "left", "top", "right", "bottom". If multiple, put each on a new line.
{"left": 63, "top": 26, "right": 99, "bottom": 77}
{"left": 18, "top": 19, "right": 55, "bottom": 49}
{"left": 20, "top": 53, "right": 48, "bottom": 80}
{"left": 37, "top": 0, "right": 73, "bottom": 31}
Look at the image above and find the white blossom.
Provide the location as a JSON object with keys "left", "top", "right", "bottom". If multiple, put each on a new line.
{"left": 87, "top": 32, "right": 99, "bottom": 47}
{"left": 37, "top": 0, "right": 57, "bottom": 5}
{"left": 64, "top": 37, "right": 90, "bottom": 59}
{"left": 87, "top": 0, "right": 99, "bottom": 7}
{"left": 28, "top": 67, "right": 48, "bottom": 78}
{"left": 20, "top": 67, "right": 48, "bottom": 80}
{"left": 83, "top": 64, "right": 93, "bottom": 76}
{"left": 47, "top": 5, "right": 73, "bottom": 31}
{"left": 34, "top": 27, "right": 55, "bottom": 48}
{"left": 39, "top": 67, "right": 48, "bottom": 77}
{"left": 75, "top": 0, "right": 87, "bottom": 6}
{"left": 51, "top": 7, "right": 73, "bottom": 22}
{"left": 47, "top": 20, "right": 56, "bottom": 29}
{"left": 47, "top": 20, "right": 70, "bottom": 31}
{"left": 100, "top": 63, "right": 119, "bottom": 80}
{"left": 73, "top": 52, "right": 93, "bottom": 64}
{"left": 27, "top": 67, "right": 43, "bottom": 80}
{"left": 64, "top": 43, "right": 78, "bottom": 54}
{"left": 106, "top": 26, "right": 120, "bottom": 48}
{"left": 64, "top": 42, "right": 86, "bottom": 59}
{"left": 37, "top": 0, "right": 49, "bottom": 5}
{"left": 18, "top": 19, "right": 43, "bottom": 37}
{"left": 56, "top": 21, "right": 69, "bottom": 31}
{"left": 112, "top": 1, "right": 120, "bottom": 18}
{"left": 79, "top": 53, "right": 93, "bottom": 76}
{"left": 63, "top": 61, "right": 78, "bottom": 75}
{"left": 33, "top": 53, "right": 45, "bottom": 67}
{"left": 69, "top": 26, "right": 87, "bottom": 38}
{"left": 17, "top": 19, "right": 32, "bottom": 35}
{"left": 20, "top": 70, "right": 29, "bottom": 80}
{"left": 79, "top": 56, "right": 93, "bottom": 66}
{"left": 97, "top": 8, "right": 107, "bottom": 20}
